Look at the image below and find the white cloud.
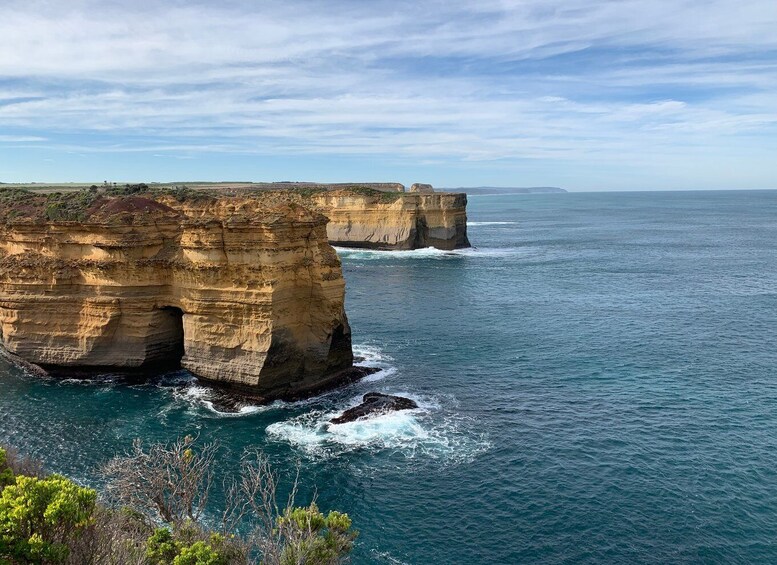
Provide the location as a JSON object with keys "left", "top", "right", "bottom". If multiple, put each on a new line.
{"left": 0, "top": 0, "right": 775, "bottom": 182}
{"left": 0, "top": 134, "right": 46, "bottom": 142}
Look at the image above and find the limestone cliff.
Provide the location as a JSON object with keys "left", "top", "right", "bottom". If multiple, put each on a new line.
{"left": 0, "top": 191, "right": 355, "bottom": 400}
{"left": 308, "top": 191, "right": 470, "bottom": 250}
{"left": 156, "top": 183, "right": 470, "bottom": 250}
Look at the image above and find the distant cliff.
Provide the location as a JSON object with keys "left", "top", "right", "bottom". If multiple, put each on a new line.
{"left": 195, "top": 184, "right": 471, "bottom": 251}
{"left": 0, "top": 189, "right": 356, "bottom": 400}
{"left": 308, "top": 190, "right": 470, "bottom": 250}
{"left": 216, "top": 182, "right": 470, "bottom": 251}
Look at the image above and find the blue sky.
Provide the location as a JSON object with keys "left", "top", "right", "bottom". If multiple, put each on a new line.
{"left": 1, "top": 0, "right": 776, "bottom": 191}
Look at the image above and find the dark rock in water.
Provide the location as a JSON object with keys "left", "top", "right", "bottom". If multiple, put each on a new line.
{"left": 330, "top": 392, "right": 419, "bottom": 424}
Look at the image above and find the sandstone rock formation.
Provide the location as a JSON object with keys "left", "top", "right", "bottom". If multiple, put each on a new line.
{"left": 309, "top": 190, "right": 470, "bottom": 250}
{"left": 145, "top": 182, "right": 469, "bottom": 250}
{"left": 0, "top": 190, "right": 356, "bottom": 400}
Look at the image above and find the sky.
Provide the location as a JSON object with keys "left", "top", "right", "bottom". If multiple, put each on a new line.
{"left": 1, "top": 0, "right": 776, "bottom": 191}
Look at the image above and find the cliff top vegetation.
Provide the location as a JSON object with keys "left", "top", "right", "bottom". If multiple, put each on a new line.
{"left": 0, "top": 183, "right": 404, "bottom": 224}
{"left": 0, "top": 438, "right": 356, "bottom": 564}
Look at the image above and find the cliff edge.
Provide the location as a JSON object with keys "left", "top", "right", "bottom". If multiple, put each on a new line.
{"left": 219, "top": 183, "right": 470, "bottom": 250}
{"left": 0, "top": 189, "right": 355, "bottom": 400}
{"left": 309, "top": 190, "right": 470, "bottom": 250}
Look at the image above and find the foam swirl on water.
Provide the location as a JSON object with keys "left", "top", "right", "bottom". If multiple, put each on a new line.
{"left": 266, "top": 392, "right": 490, "bottom": 463}
{"left": 168, "top": 343, "right": 396, "bottom": 416}
{"left": 334, "top": 246, "right": 521, "bottom": 260}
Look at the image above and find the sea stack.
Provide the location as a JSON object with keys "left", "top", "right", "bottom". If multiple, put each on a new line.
{"left": 0, "top": 190, "right": 355, "bottom": 401}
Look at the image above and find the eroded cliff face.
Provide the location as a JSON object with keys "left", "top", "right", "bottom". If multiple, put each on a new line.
{"left": 0, "top": 194, "right": 354, "bottom": 400}
{"left": 309, "top": 191, "right": 470, "bottom": 250}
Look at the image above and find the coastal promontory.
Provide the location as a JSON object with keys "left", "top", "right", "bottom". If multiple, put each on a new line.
{"left": 226, "top": 182, "right": 471, "bottom": 251}
{"left": 0, "top": 188, "right": 356, "bottom": 400}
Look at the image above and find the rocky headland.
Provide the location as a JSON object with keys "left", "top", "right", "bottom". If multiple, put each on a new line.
{"left": 194, "top": 181, "right": 470, "bottom": 250}
{"left": 308, "top": 189, "right": 470, "bottom": 250}
{"left": 0, "top": 188, "right": 367, "bottom": 400}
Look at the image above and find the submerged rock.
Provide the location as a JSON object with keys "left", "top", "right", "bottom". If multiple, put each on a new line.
{"left": 330, "top": 392, "right": 419, "bottom": 424}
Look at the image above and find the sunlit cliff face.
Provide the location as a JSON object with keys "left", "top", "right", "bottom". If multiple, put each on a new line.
{"left": 0, "top": 194, "right": 353, "bottom": 399}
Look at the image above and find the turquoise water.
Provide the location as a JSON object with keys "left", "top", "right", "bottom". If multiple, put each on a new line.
{"left": 2, "top": 190, "right": 777, "bottom": 563}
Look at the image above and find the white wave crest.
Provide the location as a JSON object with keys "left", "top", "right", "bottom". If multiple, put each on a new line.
{"left": 172, "top": 383, "right": 274, "bottom": 417}
{"left": 467, "top": 221, "right": 516, "bottom": 226}
{"left": 335, "top": 246, "right": 521, "bottom": 260}
{"left": 353, "top": 343, "right": 393, "bottom": 366}
{"left": 266, "top": 393, "right": 490, "bottom": 463}
{"left": 352, "top": 343, "right": 397, "bottom": 383}
{"left": 334, "top": 246, "right": 454, "bottom": 260}
{"left": 168, "top": 343, "right": 397, "bottom": 417}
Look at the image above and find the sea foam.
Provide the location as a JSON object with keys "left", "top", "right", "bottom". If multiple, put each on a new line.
{"left": 467, "top": 221, "right": 517, "bottom": 226}
{"left": 266, "top": 391, "right": 490, "bottom": 464}
{"left": 334, "top": 246, "right": 522, "bottom": 260}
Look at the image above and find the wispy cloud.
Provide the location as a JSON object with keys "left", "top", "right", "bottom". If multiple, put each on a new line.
{"left": 0, "top": 0, "right": 776, "bottom": 188}
{"left": 0, "top": 134, "right": 46, "bottom": 142}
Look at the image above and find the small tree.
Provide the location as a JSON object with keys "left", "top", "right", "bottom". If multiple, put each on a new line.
{"left": 103, "top": 439, "right": 357, "bottom": 564}
{"left": 102, "top": 435, "right": 217, "bottom": 525}
{"left": 222, "top": 450, "right": 357, "bottom": 565}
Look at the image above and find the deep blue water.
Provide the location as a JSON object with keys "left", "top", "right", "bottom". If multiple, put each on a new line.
{"left": 2, "top": 190, "right": 777, "bottom": 563}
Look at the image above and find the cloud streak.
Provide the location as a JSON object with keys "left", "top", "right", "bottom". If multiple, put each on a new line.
{"left": 0, "top": 0, "right": 776, "bottom": 188}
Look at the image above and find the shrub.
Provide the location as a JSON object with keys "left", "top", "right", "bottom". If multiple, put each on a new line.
{"left": 174, "top": 540, "right": 224, "bottom": 565}
{"left": 102, "top": 435, "right": 218, "bottom": 525}
{"left": 1, "top": 438, "right": 357, "bottom": 564}
{"left": 0, "top": 474, "right": 96, "bottom": 563}
{"left": 276, "top": 504, "right": 357, "bottom": 565}
{"left": 146, "top": 527, "right": 180, "bottom": 564}
{"left": 145, "top": 527, "right": 231, "bottom": 565}
{"left": 0, "top": 450, "right": 13, "bottom": 488}
{"left": 42, "top": 190, "right": 101, "bottom": 222}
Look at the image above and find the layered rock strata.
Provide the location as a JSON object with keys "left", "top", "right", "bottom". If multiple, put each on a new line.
{"left": 167, "top": 183, "right": 470, "bottom": 250}
{"left": 0, "top": 193, "right": 355, "bottom": 399}
{"left": 309, "top": 191, "right": 470, "bottom": 250}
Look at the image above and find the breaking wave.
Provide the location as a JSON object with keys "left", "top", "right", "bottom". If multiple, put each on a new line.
{"left": 467, "top": 221, "right": 517, "bottom": 226}
{"left": 265, "top": 391, "right": 490, "bottom": 464}
{"left": 167, "top": 343, "right": 396, "bottom": 416}
{"left": 334, "top": 246, "right": 522, "bottom": 260}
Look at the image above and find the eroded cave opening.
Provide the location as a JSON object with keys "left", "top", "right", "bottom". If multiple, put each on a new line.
{"left": 326, "top": 322, "right": 354, "bottom": 372}
{"left": 146, "top": 306, "right": 185, "bottom": 368}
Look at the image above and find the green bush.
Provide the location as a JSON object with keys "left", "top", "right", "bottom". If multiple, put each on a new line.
{"left": 0, "top": 474, "right": 96, "bottom": 563}
{"left": 146, "top": 527, "right": 227, "bottom": 565}
{"left": 174, "top": 541, "right": 224, "bottom": 565}
{"left": 0, "top": 448, "right": 14, "bottom": 488}
{"left": 277, "top": 503, "right": 357, "bottom": 565}
{"left": 1, "top": 439, "right": 357, "bottom": 564}
{"left": 146, "top": 527, "right": 180, "bottom": 564}
{"left": 42, "top": 191, "right": 101, "bottom": 222}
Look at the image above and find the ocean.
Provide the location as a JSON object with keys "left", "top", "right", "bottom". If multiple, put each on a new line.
{"left": 1, "top": 189, "right": 776, "bottom": 563}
